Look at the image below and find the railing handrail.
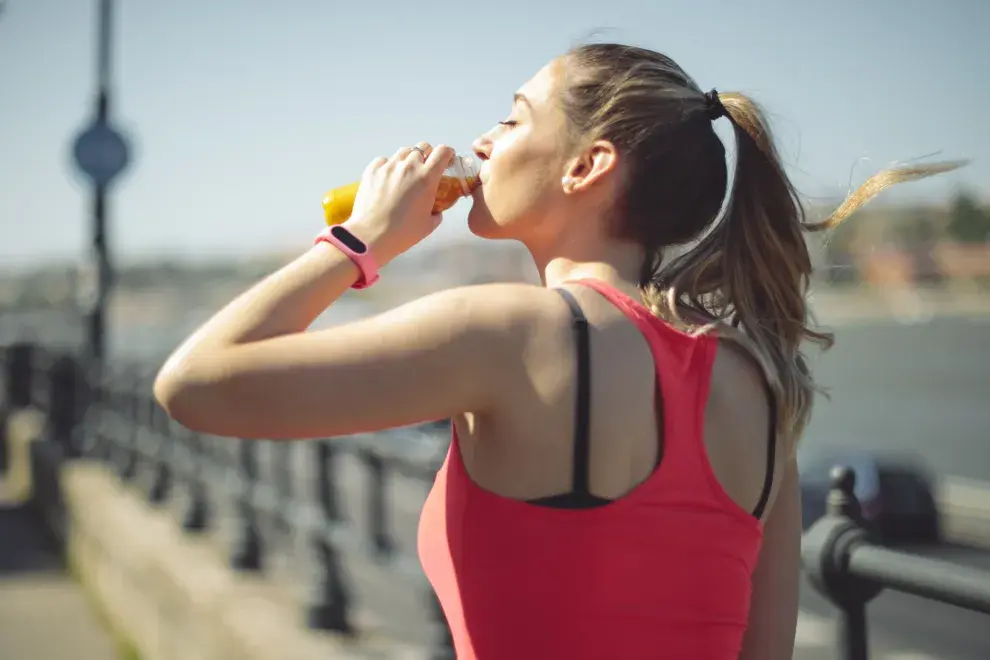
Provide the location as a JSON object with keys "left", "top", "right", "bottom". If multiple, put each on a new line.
{"left": 802, "top": 465, "right": 990, "bottom": 660}
{"left": 846, "top": 542, "right": 990, "bottom": 614}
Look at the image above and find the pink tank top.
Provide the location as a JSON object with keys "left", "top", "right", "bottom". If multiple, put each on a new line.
{"left": 417, "top": 279, "right": 766, "bottom": 659}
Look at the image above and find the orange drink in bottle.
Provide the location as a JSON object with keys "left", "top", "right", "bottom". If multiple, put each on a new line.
{"left": 322, "top": 154, "right": 481, "bottom": 225}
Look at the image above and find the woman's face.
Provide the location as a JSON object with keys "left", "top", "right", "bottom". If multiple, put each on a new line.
{"left": 468, "top": 62, "right": 573, "bottom": 241}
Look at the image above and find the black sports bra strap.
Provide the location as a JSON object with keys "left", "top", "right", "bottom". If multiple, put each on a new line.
{"left": 553, "top": 288, "right": 592, "bottom": 497}
{"left": 750, "top": 389, "right": 778, "bottom": 519}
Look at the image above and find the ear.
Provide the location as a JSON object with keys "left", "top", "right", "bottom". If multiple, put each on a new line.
{"left": 561, "top": 140, "right": 618, "bottom": 194}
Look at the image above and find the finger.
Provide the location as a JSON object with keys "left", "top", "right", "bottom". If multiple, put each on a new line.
{"left": 362, "top": 156, "right": 388, "bottom": 179}
{"left": 424, "top": 144, "right": 456, "bottom": 179}
{"left": 399, "top": 142, "right": 431, "bottom": 163}
{"left": 391, "top": 145, "right": 414, "bottom": 162}
{"left": 410, "top": 141, "right": 432, "bottom": 162}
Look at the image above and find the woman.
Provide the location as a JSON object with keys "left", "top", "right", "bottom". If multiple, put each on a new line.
{"left": 154, "top": 44, "right": 957, "bottom": 659}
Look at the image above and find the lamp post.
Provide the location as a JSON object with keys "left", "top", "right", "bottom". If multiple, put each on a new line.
{"left": 71, "top": 0, "right": 130, "bottom": 363}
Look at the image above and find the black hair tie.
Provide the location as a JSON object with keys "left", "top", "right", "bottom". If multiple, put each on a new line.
{"left": 704, "top": 89, "right": 727, "bottom": 121}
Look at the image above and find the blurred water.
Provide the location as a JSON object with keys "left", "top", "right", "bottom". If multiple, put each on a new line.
{"left": 800, "top": 314, "right": 990, "bottom": 480}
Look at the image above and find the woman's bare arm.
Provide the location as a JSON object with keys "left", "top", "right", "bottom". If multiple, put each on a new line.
{"left": 154, "top": 264, "right": 528, "bottom": 440}
{"left": 154, "top": 143, "right": 529, "bottom": 440}
{"left": 739, "top": 455, "right": 802, "bottom": 660}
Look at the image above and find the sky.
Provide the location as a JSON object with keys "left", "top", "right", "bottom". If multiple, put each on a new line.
{"left": 1, "top": 0, "right": 987, "bottom": 269}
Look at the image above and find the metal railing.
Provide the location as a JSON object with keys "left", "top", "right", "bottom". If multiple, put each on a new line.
{"left": 0, "top": 341, "right": 455, "bottom": 658}
{"left": 802, "top": 466, "right": 990, "bottom": 660}
{"left": 3, "top": 338, "right": 989, "bottom": 659}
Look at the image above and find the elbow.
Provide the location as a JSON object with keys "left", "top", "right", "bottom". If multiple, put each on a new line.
{"left": 153, "top": 360, "right": 215, "bottom": 433}
{"left": 154, "top": 352, "right": 249, "bottom": 436}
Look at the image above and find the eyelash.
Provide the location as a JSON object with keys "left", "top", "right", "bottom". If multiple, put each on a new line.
{"left": 498, "top": 120, "right": 518, "bottom": 127}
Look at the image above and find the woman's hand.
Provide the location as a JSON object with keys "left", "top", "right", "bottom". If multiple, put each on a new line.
{"left": 345, "top": 142, "right": 455, "bottom": 265}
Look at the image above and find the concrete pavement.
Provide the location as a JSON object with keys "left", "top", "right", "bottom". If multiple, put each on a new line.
{"left": 0, "top": 493, "right": 119, "bottom": 660}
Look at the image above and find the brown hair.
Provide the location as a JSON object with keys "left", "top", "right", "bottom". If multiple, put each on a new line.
{"left": 559, "top": 43, "right": 963, "bottom": 449}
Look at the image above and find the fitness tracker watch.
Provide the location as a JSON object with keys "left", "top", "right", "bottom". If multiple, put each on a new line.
{"left": 314, "top": 225, "right": 380, "bottom": 289}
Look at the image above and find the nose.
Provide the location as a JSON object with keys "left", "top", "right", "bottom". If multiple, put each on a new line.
{"left": 472, "top": 132, "right": 492, "bottom": 162}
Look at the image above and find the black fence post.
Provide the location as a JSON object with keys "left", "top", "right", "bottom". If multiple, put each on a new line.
{"left": 306, "top": 439, "right": 353, "bottom": 634}
{"left": 362, "top": 449, "right": 394, "bottom": 557}
{"left": 104, "top": 370, "right": 124, "bottom": 469}
{"left": 5, "top": 342, "right": 35, "bottom": 408}
{"left": 101, "top": 369, "right": 124, "bottom": 471}
{"left": 802, "top": 466, "right": 885, "bottom": 660}
{"left": 0, "top": 343, "right": 35, "bottom": 475}
{"left": 81, "top": 362, "right": 110, "bottom": 463}
{"left": 180, "top": 428, "right": 210, "bottom": 532}
{"left": 27, "top": 350, "right": 68, "bottom": 548}
{"left": 146, "top": 402, "right": 172, "bottom": 504}
{"left": 116, "top": 370, "right": 142, "bottom": 481}
{"left": 273, "top": 442, "right": 294, "bottom": 539}
{"left": 230, "top": 439, "right": 263, "bottom": 571}
{"left": 46, "top": 354, "right": 87, "bottom": 458}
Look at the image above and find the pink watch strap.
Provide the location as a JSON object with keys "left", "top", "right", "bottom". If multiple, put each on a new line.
{"left": 314, "top": 225, "right": 380, "bottom": 289}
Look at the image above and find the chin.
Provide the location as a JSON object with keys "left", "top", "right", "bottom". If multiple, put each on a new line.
{"left": 467, "top": 196, "right": 504, "bottom": 239}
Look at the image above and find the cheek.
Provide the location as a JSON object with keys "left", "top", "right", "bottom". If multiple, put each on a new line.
{"left": 482, "top": 138, "right": 557, "bottom": 226}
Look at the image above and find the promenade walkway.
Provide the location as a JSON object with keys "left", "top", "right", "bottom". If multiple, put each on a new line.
{"left": 0, "top": 484, "right": 118, "bottom": 659}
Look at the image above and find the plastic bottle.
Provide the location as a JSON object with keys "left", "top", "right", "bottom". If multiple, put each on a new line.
{"left": 322, "top": 154, "right": 482, "bottom": 225}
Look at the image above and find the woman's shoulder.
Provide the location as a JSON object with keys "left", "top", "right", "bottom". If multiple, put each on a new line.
{"left": 383, "top": 282, "right": 579, "bottom": 411}
{"left": 397, "top": 282, "right": 572, "bottom": 331}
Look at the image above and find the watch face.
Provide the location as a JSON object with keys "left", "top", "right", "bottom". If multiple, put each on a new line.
{"left": 331, "top": 226, "right": 367, "bottom": 254}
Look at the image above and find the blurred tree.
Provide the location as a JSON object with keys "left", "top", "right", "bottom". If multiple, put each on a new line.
{"left": 891, "top": 212, "right": 938, "bottom": 248}
{"left": 946, "top": 191, "right": 990, "bottom": 244}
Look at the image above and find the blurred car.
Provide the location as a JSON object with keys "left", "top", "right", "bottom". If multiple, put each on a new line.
{"left": 798, "top": 448, "right": 941, "bottom": 544}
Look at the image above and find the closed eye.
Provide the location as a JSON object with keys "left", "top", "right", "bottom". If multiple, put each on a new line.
{"left": 498, "top": 120, "right": 518, "bottom": 127}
